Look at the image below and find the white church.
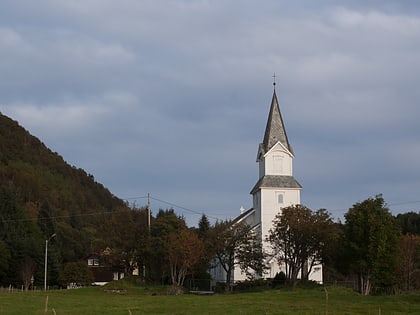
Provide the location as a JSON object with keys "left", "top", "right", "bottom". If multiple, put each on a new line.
{"left": 212, "top": 83, "right": 322, "bottom": 284}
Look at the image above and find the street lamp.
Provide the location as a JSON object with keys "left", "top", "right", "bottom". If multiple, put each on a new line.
{"left": 44, "top": 233, "right": 56, "bottom": 291}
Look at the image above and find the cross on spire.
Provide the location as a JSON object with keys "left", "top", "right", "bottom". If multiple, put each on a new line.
{"left": 272, "top": 72, "right": 276, "bottom": 87}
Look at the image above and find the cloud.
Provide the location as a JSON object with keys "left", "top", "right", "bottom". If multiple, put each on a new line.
{"left": 1, "top": 1, "right": 420, "bottom": 225}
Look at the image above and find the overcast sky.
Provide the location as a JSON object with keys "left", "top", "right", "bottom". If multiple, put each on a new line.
{"left": 1, "top": 1, "right": 420, "bottom": 226}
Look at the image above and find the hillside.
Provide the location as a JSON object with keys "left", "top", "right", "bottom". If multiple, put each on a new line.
{"left": 0, "top": 112, "right": 131, "bottom": 286}
{"left": 0, "top": 112, "right": 125, "bottom": 213}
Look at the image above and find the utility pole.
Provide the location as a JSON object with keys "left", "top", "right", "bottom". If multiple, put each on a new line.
{"left": 147, "top": 192, "right": 151, "bottom": 233}
{"left": 143, "top": 193, "right": 151, "bottom": 281}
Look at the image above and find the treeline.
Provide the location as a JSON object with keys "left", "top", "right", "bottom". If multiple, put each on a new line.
{"left": 1, "top": 177, "right": 420, "bottom": 295}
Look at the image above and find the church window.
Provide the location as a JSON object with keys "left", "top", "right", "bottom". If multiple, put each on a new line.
{"left": 277, "top": 192, "right": 284, "bottom": 205}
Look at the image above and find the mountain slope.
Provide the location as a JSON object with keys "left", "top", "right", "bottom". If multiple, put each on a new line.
{"left": 0, "top": 112, "right": 131, "bottom": 286}
{"left": 0, "top": 112, "right": 125, "bottom": 214}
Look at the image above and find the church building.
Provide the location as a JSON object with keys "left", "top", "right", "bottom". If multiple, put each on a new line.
{"left": 229, "top": 83, "right": 323, "bottom": 283}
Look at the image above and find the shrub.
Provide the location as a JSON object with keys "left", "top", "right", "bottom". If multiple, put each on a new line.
{"left": 59, "top": 261, "right": 94, "bottom": 287}
{"left": 272, "top": 272, "right": 286, "bottom": 287}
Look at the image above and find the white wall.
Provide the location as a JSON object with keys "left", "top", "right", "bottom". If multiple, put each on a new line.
{"left": 260, "top": 188, "right": 300, "bottom": 251}
{"left": 262, "top": 143, "right": 293, "bottom": 177}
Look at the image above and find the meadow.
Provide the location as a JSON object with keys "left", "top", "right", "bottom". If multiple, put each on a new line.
{"left": 1, "top": 281, "right": 420, "bottom": 315}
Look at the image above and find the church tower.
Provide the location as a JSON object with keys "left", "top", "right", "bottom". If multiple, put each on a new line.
{"left": 215, "top": 82, "right": 322, "bottom": 284}
{"left": 251, "top": 84, "right": 302, "bottom": 239}
{"left": 250, "top": 83, "right": 302, "bottom": 276}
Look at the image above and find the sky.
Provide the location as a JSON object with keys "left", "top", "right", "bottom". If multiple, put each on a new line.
{"left": 1, "top": 0, "right": 420, "bottom": 226}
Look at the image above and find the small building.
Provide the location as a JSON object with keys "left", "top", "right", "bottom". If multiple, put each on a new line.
{"left": 84, "top": 253, "right": 125, "bottom": 286}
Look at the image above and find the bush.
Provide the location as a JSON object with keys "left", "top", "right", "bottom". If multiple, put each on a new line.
{"left": 214, "top": 281, "right": 227, "bottom": 293}
{"left": 234, "top": 278, "right": 271, "bottom": 292}
{"left": 272, "top": 272, "right": 286, "bottom": 287}
{"left": 59, "top": 261, "right": 94, "bottom": 287}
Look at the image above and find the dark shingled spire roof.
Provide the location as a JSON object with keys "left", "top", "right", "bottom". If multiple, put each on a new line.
{"left": 261, "top": 89, "right": 294, "bottom": 155}
{"left": 250, "top": 175, "right": 302, "bottom": 194}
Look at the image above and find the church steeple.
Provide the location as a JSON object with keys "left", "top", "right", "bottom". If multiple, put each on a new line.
{"left": 261, "top": 87, "right": 294, "bottom": 156}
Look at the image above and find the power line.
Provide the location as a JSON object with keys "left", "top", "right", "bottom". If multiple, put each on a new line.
{"left": 0, "top": 210, "right": 116, "bottom": 223}
{"left": 149, "top": 195, "right": 222, "bottom": 221}
{"left": 0, "top": 195, "right": 223, "bottom": 224}
{"left": 124, "top": 196, "right": 148, "bottom": 200}
{"left": 122, "top": 194, "right": 224, "bottom": 221}
{"left": 389, "top": 200, "right": 420, "bottom": 207}
{"left": 1, "top": 196, "right": 419, "bottom": 224}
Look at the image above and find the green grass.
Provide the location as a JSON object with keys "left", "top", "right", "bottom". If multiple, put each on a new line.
{"left": 1, "top": 281, "right": 420, "bottom": 314}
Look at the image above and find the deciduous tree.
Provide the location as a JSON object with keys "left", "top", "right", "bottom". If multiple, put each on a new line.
{"left": 137, "top": 209, "right": 187, "bottom": 283}
{"left": 209, "top": 220, "right": 265, "bottom": 291}
{"left": 268, "top": 205, "right": 337, "bottom": 286}
{"left": 19, "top": 256, "right": 36, "bottom": 290}
{"left": 343, "top": 195, "right": 401, "bottom": 295}
{"left": 396, "top": 234, "right": 420, "bottom": 291}
{"left": 167, "top": 229, "right": 204, "bottom": 287}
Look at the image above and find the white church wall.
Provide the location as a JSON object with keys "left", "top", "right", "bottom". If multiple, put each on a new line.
{"left": 259, "top": 157, "right": 265, "bottom": 179}
{"left": 309, "top": 264, "right": 323, "bottom": 284}
{"left": 259, "top": 188, "right": 300, "bottom": 244}
{"left": 264, "top": 144, "right": 293, "bottom": 176}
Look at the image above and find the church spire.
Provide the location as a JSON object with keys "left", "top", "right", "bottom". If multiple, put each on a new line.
{"left": 261, "top": 84, "right": 294, "bottom": 155}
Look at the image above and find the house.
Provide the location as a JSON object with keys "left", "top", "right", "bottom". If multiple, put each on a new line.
{"left": 85, "top": 253, "right": 125, "bottom": 286}
{"left": 212, "top": 82, "right": 322, "bottom": 284}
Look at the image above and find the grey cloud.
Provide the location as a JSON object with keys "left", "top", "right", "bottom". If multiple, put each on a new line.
{"left": 1, "top": 1, "right": 420, "bottom": 225}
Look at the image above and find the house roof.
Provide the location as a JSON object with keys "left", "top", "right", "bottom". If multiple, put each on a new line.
{"left": 250, "top": 175, "right": 302, "bottom": 194}
{"left": 260, "top": 89, "right": 294, "bottom": 156}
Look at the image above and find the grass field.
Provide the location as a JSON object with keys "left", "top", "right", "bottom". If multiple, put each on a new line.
{"left": 1, "top": 280, "right": 420, "bottom": 315}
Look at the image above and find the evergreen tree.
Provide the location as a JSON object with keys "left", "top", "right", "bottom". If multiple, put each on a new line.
{"left": 0, "top": 188, "right": 43, "bottom": 286}
{"left": 197, "top": 214, "right": 210, "bottom": 239}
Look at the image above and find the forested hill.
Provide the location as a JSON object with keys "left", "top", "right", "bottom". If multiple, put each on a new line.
{"left": 0, "top": 112, "right": 131, "bottom": 286}
{"left": 0, "top": 112, "right": 125, "bottom": 213}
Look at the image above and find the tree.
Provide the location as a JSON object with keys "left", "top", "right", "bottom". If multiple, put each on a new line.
{"left": 396, "top": 212, "right": 420, "bottom": 235}
{"left": 267, "top": 205, "right": 337, "bottom": 286}
{"left": 310, "top": 209, "right": 341, "bottom": 277}
{"left": 0, "top": 240, "right": 11, "bottom": 282}
{"left": 97, "top": 207, "right": 147, "bottom": 275}
{"left": 37, "top": 200, "right": 61, "bottom": 286}
{"left": 37, "top": 200, "right": 57, "bottom": 238}
{"left": 167, "top": 229, "right": 204, "bottom": 287}
{"left": 396, "top": 234, "right": 420, "bottom": 291}
{"left": 137, "top": 209, "right": 188, "bottom": 283}
{"left": 0, "top": 188, "right": 43, "bottom": 286}
{"left": 235, "top": 231, "right": 266, "bottom": 280}
{"left": 209, "top": 220, "right": 265, "bottom": 291}
{"left": 19, "top": 256, "right": 36, "bottom": 290}
{"left": 343, "top": 195, "right": 401, "bottom": 295}
{"left": 197, "top": 214, "right": 210, "bottom": 240}
{"left": 59, "top": 261, "right": 94, "bottom": 287}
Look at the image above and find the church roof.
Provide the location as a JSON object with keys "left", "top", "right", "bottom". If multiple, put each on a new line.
{"left": 233, "top": 208, "right": 255, "bottom": 224}
{"left": 261, "top": 89, "right": 294, "bottom": 155}
{"left": 250, "top": 175, "right": 302, "bottom": 194}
